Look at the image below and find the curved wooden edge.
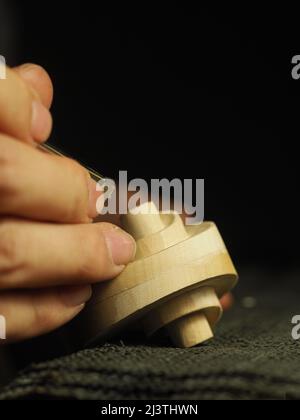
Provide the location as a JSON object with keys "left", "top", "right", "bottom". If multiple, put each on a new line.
{"left": 72, "top": 203, "right": 239, "bottom": 348}
{"left": 89, "top": 222, "right": 230, "bottom": 305}
{"left": 76, "top": 253, "right": 237, "bottom": 346}
{"left": 143, "top": 286, "right": 222, "bottom": 338}
{"left": 135, "top": 213, "right": 188, "bottom": 259}
{"left": 167, "top": 312, "right": 214, "bottom": 348}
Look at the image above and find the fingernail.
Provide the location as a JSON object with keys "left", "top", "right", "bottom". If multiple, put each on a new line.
{"left": 103, "top": 227, "right": 136, "bottom": 266}
{"left": 31, "top": 100, "right": 52, "bottom": 143}
{"left": 88, "top": 177, "right": 102, "bottom": 219}
{"left": 59, "top": 285, "right": 92, "bottom": 308}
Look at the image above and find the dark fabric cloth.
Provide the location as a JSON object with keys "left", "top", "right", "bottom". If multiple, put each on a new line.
{"left": 1, "top": 269, "right": 300, "bottom": 400}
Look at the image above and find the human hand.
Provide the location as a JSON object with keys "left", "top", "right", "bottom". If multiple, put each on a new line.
{"left": 0, "top": 64, "right": 136, "bottom": 344}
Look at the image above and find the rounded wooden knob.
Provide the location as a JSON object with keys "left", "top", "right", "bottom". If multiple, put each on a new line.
{"left": 73, "top": 201, "right": 238, "bottom": 349}
{"left": 121, "top": 202, "right": 166, "bottom": 239}
{"left": 143, "top": 286, "right": 223, "bottom": 348}
{"left": 119, "top": 204, "right": 225, "bottom": 348}
{"left": 121, "top": 202, "right": 188, "bottom": 259}
{"left": 166, "top": 312, "right": 213, "bottom": 348}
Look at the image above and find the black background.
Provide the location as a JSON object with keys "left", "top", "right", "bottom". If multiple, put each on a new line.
{"left": 1, "top": 2, "right": 299, "bottom": 270}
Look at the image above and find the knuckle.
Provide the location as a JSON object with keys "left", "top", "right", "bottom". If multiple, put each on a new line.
{"left": 0, "top": 221, "right": 23, "bottom": 280}
{"left": 63, "top": 157, "right": 87, "bottom": 181}
{"left": 0, "top": 68, "right": 33, "bottom": 142}
{"left": 76, "top": 226, "right": 110, "bottom": 281}
{"left": 0, "top": 137, "right": 16, "bottom": 194}
{"left": 60, "top": 157, "right": 90, "bottom": 222}
{"left": 8, "top": 71, "right": 33, "bottom": 136}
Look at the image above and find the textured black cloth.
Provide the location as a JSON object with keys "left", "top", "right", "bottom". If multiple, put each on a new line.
{"left": 0, "top": 269, "right": 300, "bottom": 400}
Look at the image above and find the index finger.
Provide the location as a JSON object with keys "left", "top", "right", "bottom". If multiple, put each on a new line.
{"left": 0, "top": 135, "right": 100, "bottom": 223}
{"left": 14, "top": 63, "right": 54, "bottom": 109}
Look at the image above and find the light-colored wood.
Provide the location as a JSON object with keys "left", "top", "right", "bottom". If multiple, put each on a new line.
{"left": 74, "top": 202, "right": 238, "bottom": 348}
{"left": 143, "top": 286, "right": 222, "bottom": 341}
{"left": 167, "top": 312, "right": 213, "bottom": 348}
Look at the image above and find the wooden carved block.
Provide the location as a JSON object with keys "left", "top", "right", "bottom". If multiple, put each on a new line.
{"left": 76, "top": 202, "right": 238, "bottom": 348}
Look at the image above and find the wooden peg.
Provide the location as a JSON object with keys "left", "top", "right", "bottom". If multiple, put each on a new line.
{"left": 74, "top": 202, "right": 238, "bottom": 348}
